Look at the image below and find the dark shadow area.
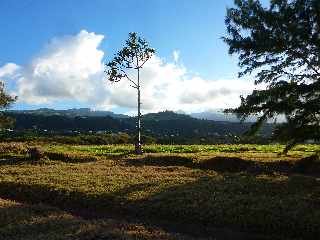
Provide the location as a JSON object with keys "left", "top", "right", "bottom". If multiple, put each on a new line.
{"left": 130, "top": 175, "right": 320, "bottom": 240}
{"left": 199, "top": 156, "right": 254, "bottom": 173}
{"left": 293, "top": 154, "right": 320, "bottom": 175}
{"left": 0, "top": 202, "right": 61, "bottom": 227}
{"left": 1, "top": 154, "right": 320, "bottom": 239}
{"left": 124, "top": 154, "right": 320, "bottom": 176}
{"left": 124, "top": 155, "right": 195, "bottom": 167}
{"left": 0, "top": 154, "right": 35, "bottom": 166}
{"left": 0, "top": 200, "right": 184, "bottom": 240}
{"left": 0, "top": 152, "right": 97, "bottom": 165}
{"left": 0, "top": 181, "right": 125, "bottom": 217}
{"left": 0, "top": 180, "right": 275, "bottom": 239}
{"left": 45, "top": 152, "right": 97, "bottom": 163}
{"left": 0, "top": 171, "right": 319, "bottom": 239}
{"left": 198, "top": 157, "right": 295, "bottom": 176}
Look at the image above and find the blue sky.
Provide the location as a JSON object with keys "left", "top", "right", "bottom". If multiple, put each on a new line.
{"left": 0, "top": 0, "right": 261, "bottom": 113}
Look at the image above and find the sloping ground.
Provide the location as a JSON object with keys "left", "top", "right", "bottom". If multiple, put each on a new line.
{"left": 0, "top": 143, "right": 320, "bottom": 239}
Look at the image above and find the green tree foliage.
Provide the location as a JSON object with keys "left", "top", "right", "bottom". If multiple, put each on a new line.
{"left": 105, "top": 32, "right": 155, "bottom": 154}
{"left": 224, "top": 0, "right": 320, "bottom": 152}
{"left": 0, "top": 82, "right": 16, "bottom": 129}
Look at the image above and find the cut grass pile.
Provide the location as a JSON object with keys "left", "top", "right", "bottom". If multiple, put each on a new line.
{"left": 0, "top": 143, "right": 320, "bottom": 239}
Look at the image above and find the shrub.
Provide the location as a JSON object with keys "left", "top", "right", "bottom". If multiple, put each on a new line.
{"left": 27, "top": 147, "right": 45, "bottom": 161}
{"left": 199, "top": 156, "right": 252, "bottom": 172}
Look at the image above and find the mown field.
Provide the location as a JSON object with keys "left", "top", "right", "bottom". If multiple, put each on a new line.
{"left": 0, "top": 143, "right": 320, "bottom": 239}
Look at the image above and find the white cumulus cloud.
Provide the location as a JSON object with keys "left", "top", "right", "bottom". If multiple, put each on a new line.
{"left": 1, "top": 30, "right": 106, "bottom": 104}
{"left": 0, "top": 63, "right": 21, "bottom": 78}
{"left": 173, "top": 50, "right": 180, "bottom": 62}
{"left": 0, "top": 30, "right": 261, "bottom": 114}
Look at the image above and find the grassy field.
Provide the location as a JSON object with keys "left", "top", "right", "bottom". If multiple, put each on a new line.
{"left": 0, "top": 143, "right": 320, "bottom": 239}
{"left": 0, "top": 198, "right": 193, "bottom": 240}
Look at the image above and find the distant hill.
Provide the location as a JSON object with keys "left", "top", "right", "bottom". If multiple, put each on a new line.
{"left": 144, "top": 110, "right": 192, "bottom": 121}
{"left": 7, "top": 108, "right": 129, "bottom": 119}
{"left": 3, "top": 109, "right": 274, "bottom": 144}
{"left": 190, "top": 110, "right": 285, "bottom": 123}
{"left": 190, "top": 110, "right": 257, "bottom": 122}
{"left": 6, "top": 108, "right": 254, "bottom": 122}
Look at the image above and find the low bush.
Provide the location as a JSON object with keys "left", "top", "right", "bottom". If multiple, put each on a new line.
{"left": 199, "top": 156, "right": 252, "bottom": 172}
{"left": 27, "top": 147, "right": 45, "bottom": 161}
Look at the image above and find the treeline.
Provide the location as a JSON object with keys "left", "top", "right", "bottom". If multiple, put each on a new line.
{"left": 6, "top": 113, "right": 134, "bottom": 132}
{"left": 2, "top": 111, "right": 274, "bottom": 144}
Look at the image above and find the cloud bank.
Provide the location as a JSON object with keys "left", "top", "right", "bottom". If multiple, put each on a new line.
{"left": 0, "top": 30, "right": 259, "bottom": 114}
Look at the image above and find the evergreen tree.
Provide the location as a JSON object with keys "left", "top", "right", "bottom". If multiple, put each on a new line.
{"left": 224, "top": 0, "right": 320, "bottom": 152}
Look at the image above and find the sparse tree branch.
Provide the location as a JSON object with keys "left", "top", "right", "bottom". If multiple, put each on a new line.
{"left": 119, "top": 69, "right": 138, "bottom": 87}
{"left": 105, "top": 32, "right": 155, "bottom": 154}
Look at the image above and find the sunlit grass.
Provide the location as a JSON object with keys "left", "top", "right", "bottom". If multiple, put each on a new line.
{"left": 43, "top": 143, "right": 320, "bottom": 155}
{"left": 0, "top": 143, "right": 319, "bottom": 239}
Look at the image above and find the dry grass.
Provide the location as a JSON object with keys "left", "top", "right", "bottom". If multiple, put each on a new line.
{"left": 0, "top": 143, "right": 319, "bottom": 239}
{"left": 0, "top": 198, "right": 197, "bottom": 240}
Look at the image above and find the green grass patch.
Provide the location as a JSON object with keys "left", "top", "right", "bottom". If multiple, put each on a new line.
{"left": 43, "top": 143, "right": 320, "bottom": 156}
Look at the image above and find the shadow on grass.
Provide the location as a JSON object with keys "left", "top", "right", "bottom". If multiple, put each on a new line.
{"left": 1, "top": 172, "right": 319, "bottom": 239}
{"left": 0, "top": 152, "right": 99, "bottom": 165}
{"left": 125, "top": 154, "right": 320, "bottom": 176}
{"left": 45, "top": 151, "right": 98, "bottom": 163}
{"left": 198, "top": 156, "right": 254, "bottom": 172}
{"left": 0, "top": 202, "right": 113, "bottom": 239}
{"left": 0, "top": 154, "right": 36, "bottom": 166}
{"left": 293, "top": 154, "right": 320, "bottom": 175}
{"left": 0, "top": 201, "right": 182, "bottom": 240}
{"left": 198, "top": 156, "right": 294, "bottom": 175}
{"left": 124, "top": 155, "right": 195, "bottom": 167}
{"left": 133, "top": 174, "right": 320, "bottom": 239}
{"left": 0, "top": 154, "right": 96, "bottom": 165}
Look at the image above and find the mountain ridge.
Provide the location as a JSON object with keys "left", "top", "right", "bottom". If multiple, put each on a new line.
{"left": 3, "top": 109, "right": 274, "bottom": 144}
{"left": 6, "top": 108, "right": 129, "bottom": 119}
{"left": 7, "top": 108, "right": 247, "bottom": 122}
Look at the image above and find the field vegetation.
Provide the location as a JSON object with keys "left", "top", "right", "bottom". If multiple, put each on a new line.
{"left": 0, "top": 142, "right": 320, "bottom": 239}
{"left": 0, "top": 198, "right": 192, "bottom": 240}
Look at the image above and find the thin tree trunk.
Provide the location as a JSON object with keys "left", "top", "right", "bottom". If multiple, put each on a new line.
{"left": 136, "top": 66, "right": 142, "bottom": 154}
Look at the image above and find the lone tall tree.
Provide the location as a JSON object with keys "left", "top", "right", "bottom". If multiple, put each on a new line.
{"left": 224, "top": 0, "right": 320, "bottom": 152}
{"left": 0, "top": 81, "right": 16, "bottom": 128}
{"left": 105, "top": 32, "right": 155, "bottom": 154}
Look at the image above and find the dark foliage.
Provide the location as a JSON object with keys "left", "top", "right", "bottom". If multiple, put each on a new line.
{"left": 224, "top": 0, "right": 320, "bottom": 151}
{"left": 0, "top": 82, "right": 16, "bottom": 129}
{"left": 105, "top": 32, "right": 155, "bottom": 84}
{"left": 27, "top": 147, "right": 44, "bottom": 161}
{"left": 2, "top": 111, "right": 273, "bottom": 144}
